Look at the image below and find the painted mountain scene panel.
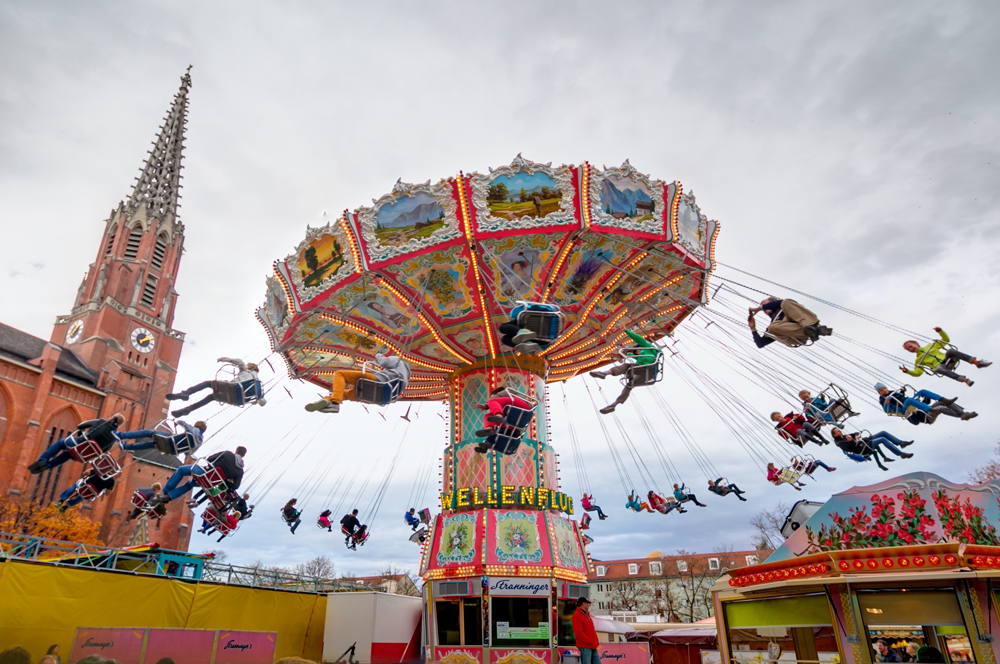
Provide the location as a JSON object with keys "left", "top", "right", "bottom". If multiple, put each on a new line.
{"left": 599, "top": 175, "right": 655, "bottom": 222}
{"left": 374, "top": 191, "right": 447, "bottom": 246}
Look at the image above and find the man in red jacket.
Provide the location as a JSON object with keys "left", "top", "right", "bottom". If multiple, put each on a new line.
{"left": 571, "top": 597, "right": 601, "bottom": 664}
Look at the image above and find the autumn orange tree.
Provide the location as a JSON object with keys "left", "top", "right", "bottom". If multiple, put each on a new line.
{"left": 0, "top": 493, "right": 103, "bottom": 545}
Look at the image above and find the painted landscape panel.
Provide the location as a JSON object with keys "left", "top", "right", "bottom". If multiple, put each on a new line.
{"left": 374, "top": 192, "right": 447, "bottom": 246}
{"left": 486, "top": 171, "right": 562, "bottom": 220}
{"left": 599, "top": 175, "right": 655, "bottom": 222}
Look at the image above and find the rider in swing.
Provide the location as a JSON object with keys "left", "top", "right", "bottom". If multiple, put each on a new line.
{"left": 901, "top": 327, "right": 991, "bottom": 386}
{"left": 168, "top": 357, "right": 265, "bottom": 417}
{"left": 590, "top": 329, "right": 661, "bottom": 414}
{"left": 305, "top": 353, "right": 411, "bottom": 414}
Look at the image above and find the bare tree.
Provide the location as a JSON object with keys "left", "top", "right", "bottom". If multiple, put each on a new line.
{"left": 970, "top": 443, "right": 1000, "bottom": 483}
{"left": 375, "top": 563, "right": 421, "bottom": 596}
{"left": 749, "top": 501, "right": 789, "bottom": 552}
{"left": 295, "top": 555, "right": 336, "bottom": 579}
{"left": 605, "top": 578, "right": 651, "bottom": 613}
{"left": 669, "top": 550, "right": 718, "bottom": 623}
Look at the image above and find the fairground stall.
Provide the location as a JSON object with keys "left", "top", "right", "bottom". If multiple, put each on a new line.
{"left": 713, "top": 473, "right": 1000, "bottom": 664}
{"left": 258, "top": 155, "right": 719, "bottom": 664}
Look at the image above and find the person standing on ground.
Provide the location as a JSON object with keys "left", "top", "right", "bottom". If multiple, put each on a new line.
{"left": 571, "top": 597, "right": 601, "bottom": 664}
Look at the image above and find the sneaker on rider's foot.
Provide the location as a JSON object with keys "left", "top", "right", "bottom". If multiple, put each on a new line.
{"left": 802, "top": 326, "right": 820, "bottom": 341}
{"left": 962, "top": 411, "right": 979, "bottom": 420}
{"left": 28, "top": 460, "right": 49, "bottom": 475}
{"left": 818, "top": 325, "right": 833, "bottom": 336}
{"left": 976, "top": 359, "right": 992, "bottom": 368}
{"left": 589, "top": 371, "right": 606, "bottom": 380}
{"left": 937, "top": 396, "right": 958, "bottom": 406}
{"left": 486, "top": 415, "right": 504, "bottom": 424}
{"left": 965, "top": 379, "right": 974, "bottom": 387}
{"left": 305, "top": 399, "right": 332, "bottom": 412}
{"left": 899, "top": 440, "right": 914, "bottom": 448}
{"left": 476, "top": 428, "right": 496, "bottom": 437}
{"left": 599, "top": 405, "right": 616, "bottom": 414}
{"left": 319, "top": 402, "right": 340, "bottom": 414}
{"left": 474, "top": 444, "right": 491, "bottom": 454}
{"left": 900, "top": 452, "right": 914, "bottom": 459}
{"left": 512, "top": 329, "right": 537, "bottom": 344}
{"left": 514, "top": 342, "right": 541, "bottom": 354}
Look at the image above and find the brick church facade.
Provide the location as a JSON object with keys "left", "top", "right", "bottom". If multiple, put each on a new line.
{"left": 0, "top": 70, "right": 198, "bottom": 549}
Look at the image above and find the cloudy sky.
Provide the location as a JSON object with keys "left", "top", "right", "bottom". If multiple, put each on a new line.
{"left": 2, "top": 2, "right": 999, "bottom": 579}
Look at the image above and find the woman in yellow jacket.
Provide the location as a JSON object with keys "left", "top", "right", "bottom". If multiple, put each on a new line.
{"left": 901, "top": 327, "right": 990, "bottom": 385}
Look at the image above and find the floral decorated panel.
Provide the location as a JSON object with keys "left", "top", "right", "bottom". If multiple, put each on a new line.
{"left": 488, "top": 510, "right": 551, "bottom": 566}
{"left": 547, "top": 512, "right": 586, "bottom": 571}
{"left": 434, "top": 511, "right": 481, "bottom": 568}
{"left": 768, "top": 472, "right": 1000, "bottom": 562}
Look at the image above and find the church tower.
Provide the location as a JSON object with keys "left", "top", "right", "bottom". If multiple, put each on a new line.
{"left": 51, "top": 68, "right": 191, "bottom": 430}
{"left": 0, "top": 69, "right": 196, "bottom": 549}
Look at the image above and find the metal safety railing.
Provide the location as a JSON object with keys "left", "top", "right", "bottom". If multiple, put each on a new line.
{"left": 0, "top": 531, "right": 378, "bottom": 594}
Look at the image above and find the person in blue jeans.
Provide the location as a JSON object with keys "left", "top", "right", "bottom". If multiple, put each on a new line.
{"left": 498, "top": 302, "right": 561, "bottom": 354}
{"left": 282, "top": 499, "right": 302, "bottom": 534}
{"left": 155, "top": 446, "right": 246, "bottom": 504}
{"left": 672, "top": 483, "right": 707, "bottom": 508}
{"left": 405, "top": 508, "right": 421, "bottom": 531}
{"left": 118, "top": 420, "right": 206, "bottom": 454}
{"left": 28, "top": 414, "right": 125, "bottom": 474}
{"left": 54, "top": 470, "right": 115, "bottom": 510}
{"left": 831, "top": 428, "right": 914, "bottom": 470}
{"left": 875, "top": 383, "right": 976, "bottom": 424}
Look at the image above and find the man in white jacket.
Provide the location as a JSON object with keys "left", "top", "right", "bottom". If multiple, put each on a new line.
{"left": 305, "top": 353, "right": 410, "bottom": 414}
{"left": 168, "top": 357, "right": 266, "bottom": 417}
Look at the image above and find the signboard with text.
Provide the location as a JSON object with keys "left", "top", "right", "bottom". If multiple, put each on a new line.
{"left": 497, "top": 621, "right": 550, "bottom": 640}
{"left": 70, "top": 628, "right": 145, "bottom": 664}
{"left": 488, "top": 577, "right": 551, "bottom": 596}
{"left": 209, "top": 631, "right": 277, "bottom": 664}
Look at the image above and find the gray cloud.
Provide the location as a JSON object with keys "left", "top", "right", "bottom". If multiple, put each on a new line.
{"left": 2, "top": 1, "right": 999, "bottom": 572}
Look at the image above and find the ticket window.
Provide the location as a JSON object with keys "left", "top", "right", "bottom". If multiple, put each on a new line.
{"left": 723, "top": 594, "right": 837, "bottom": 664}
{"left": 436, "top": 598, "right": 483, "bottom": 646}
{"left": 859, "top": 590, "right": 973, "bottom": 663}
{"left": 492, "top": 596, "right": 551, "bottom": 648}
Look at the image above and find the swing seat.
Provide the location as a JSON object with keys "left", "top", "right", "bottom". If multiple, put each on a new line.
{"left": 484, "top": 402, "right": 535, "bottom": 456}
{"left": 211, "top": 379, "right": 261, "bottom": 407}
{"left": 152, "top": 432, "right": 201, "bottom": 456}
{"left": 92, "top": 454, "right": 121, "bottom": 480}
{"left": 580, "top": 513, "right": 592, "bottom": 529}
{"left": 317, "top": 518, "right": 332, "bottom": 529}
{"left": 68, "top": 439, "right": 103, "bottom": 464}
{"left": 409, "top": 528, "right": 427, "bottom": 544}
{"left": 131, "top": 491, "right": 162, "bottom": 519}
{"left": 517, "top": 306, "right": 564, "bottom": 342}
{"left": 618, "top": 348, "right": 664, "bottom": 388}
{"left": 202, "top": 507, "right": 237, "bottom": 536}
{"left": 192, "top": 461, "right": 229, "bottom": 509}
{"left": 74, "top": 480, "right": 102, "bottom": 502}
{"left": 418, "top": 508, "right": 431, "bottom": 524}
{"left": 354, "top": 378, "right": 402, "bottom": 406}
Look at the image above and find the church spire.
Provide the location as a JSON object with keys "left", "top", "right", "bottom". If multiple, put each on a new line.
{"left": 126, "top": 66, "right": 192, "bottom": 223}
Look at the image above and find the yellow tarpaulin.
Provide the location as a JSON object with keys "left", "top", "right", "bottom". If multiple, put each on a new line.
{"left": 0, "top": 560, "right": 326, "bottom": 662}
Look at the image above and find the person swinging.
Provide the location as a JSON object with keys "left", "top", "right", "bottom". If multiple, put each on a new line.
{"left": 901, "top": 327, "right": 990, "bottom": 386}
{"left": 707, "top": 478, "right": 747, "bottom": 501}
{"left": 318, "top": 509, "right": 333, "bottom": 531}
{"left": 168, "top": 357, "right": 266, "bottom": 417}
{"left": 673, "top": 482, "right": 707, "bottom": 508}
{"left": 580, "top": 493, "right": 608, "bottom": 520}
{"left": 118, "top": 419, "right": 206, "bottom": 455}
{"left": 28, "top": 414, "right": 125, "bottom": 474}
{"left": 767, "top": 462, "right": 806, "bottom": 490}
{"left": 282, "top": 498, "right": 302, "bottom": 534}
{"left": 647, "top": 490, "right": 685, "bottom": 514}
{"left": 405, "top": 507, "right": 421, "bottom": 531}
{"left": 748, "top": 297, "right": 832, "bottom": 348}
{"left": 625, "top": 491, "right": 654, "bottom": 513}
{"left": 875, "top": 383, "right": 977, "bottom": 424}
{"left": 305, "top": 353, "right": 410, "bottom": 414}
{"left": 497, "top": 302, "right": 562, "bottom": 354}
{"left": 771, "top": 412, "right": 829, "bottom": 447}
{"left": 590, "top": 329, "right": 662, "bottom": 414}
{"left": 831, "top": 427, "right": 913, "bottom": 471}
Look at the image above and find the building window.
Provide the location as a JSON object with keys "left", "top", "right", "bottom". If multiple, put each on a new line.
{"left": 140, "top": 275, "right": 158, "bottom": 308}
{"left": 152, "top": 233, "right": 168, "bottom": 269}
{"left": 676, "top": 560, "right": 688, "bottom": 572}
{"left": 104, "top": 224, "right": 118, "bottom": 255}
{"left": 436, "top": 598, "right": 482, "bottom": 646}
{"left": 745, "top": 555, "right": 759, "bottom": 565}
{"left": 709, "top": 558, "right": 720, "bottom": 571}
{"left": 596, "top": 566, "right": 606, "bottom": 577}
{"left": 628, "top": 563, "right": 639, "bottom": 575}
{"left": 123, "top": 225, "right": 143, "bottom": 260}
{"left": 649, "top": 562, "right": 662, "bottom": 575}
